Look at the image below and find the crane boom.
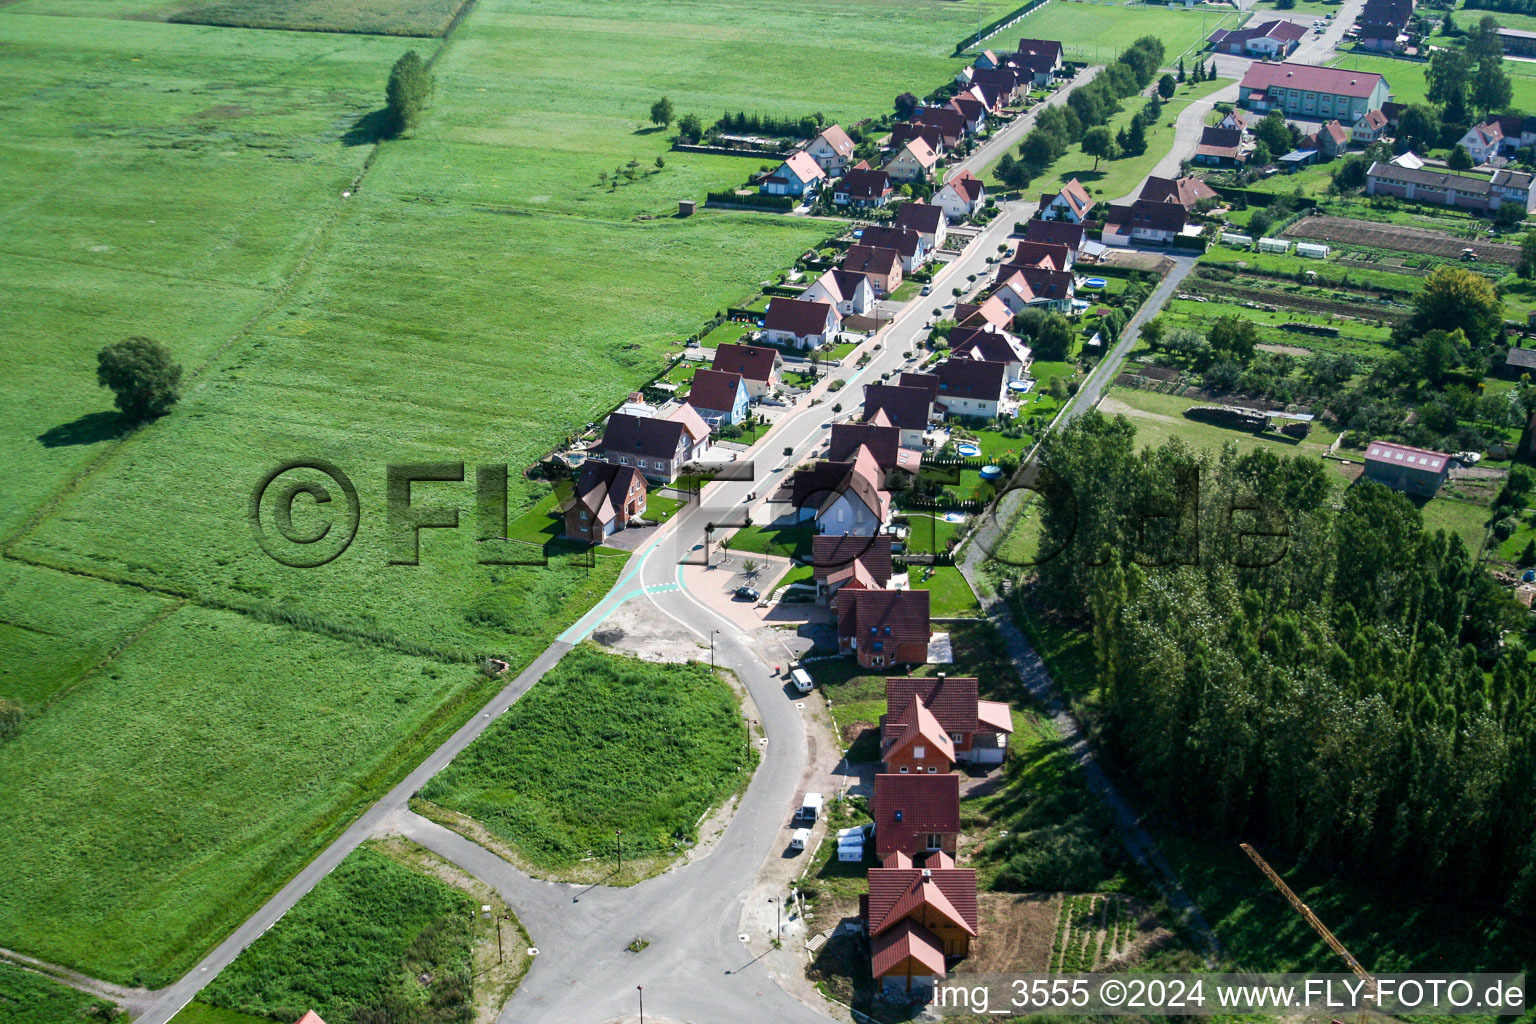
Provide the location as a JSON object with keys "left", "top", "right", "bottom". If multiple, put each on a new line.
{"left": 1240, "top": 843, "right": 1378, "bottom": 1000}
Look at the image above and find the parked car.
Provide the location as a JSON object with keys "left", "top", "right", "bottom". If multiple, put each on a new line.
{"left": 734, "top": 586, "right": 760, "bottom": 601}
{"left": 920, "top": 284, "right": 932, "bottom": 295}
{"left": 789, "top": 827, "right": 812, "bottom": 852}
{"left": 790, "top": 667, "right": 814, "bottom": 694}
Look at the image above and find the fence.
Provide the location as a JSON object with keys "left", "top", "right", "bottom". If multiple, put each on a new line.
{"left": 954, "top": 0, "right": 1051, "bottom": 54}
{"left": 673, "top": 142, "right": 791, "bottom": 159}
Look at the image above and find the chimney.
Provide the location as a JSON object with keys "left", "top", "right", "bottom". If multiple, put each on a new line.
{"left": 922, "top": 868, "right": 932, "bottom": 879}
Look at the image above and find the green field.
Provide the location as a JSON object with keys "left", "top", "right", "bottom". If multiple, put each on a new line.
{"left": 198, "top": 843, "right": 477, "bottom": 1023}
{"left": 1099, "top": 386, "right": 1341, "bottom": 457}
{"left": 909, "top": 563, "right": 981, "bottom": 616}
{"left": 0, "top": 961, "right": 122, "bottom": 1024}
{"left": 984, "top": 0, "right": 1241, "bottom": 65}
{"left": 1330, "top": 50, "right": 1536, "bottom": 110}
{"left": 418, "top": 645, "right": 753, "bottom": 880}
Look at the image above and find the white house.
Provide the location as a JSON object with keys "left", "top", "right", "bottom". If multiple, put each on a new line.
{"left": 806, "top": 124, "right": 857, "bottom": 175}
{"left": 791, "top": 446, "right": 889, "bottom": 536}
{"left": 934, "top": 358, "right": 1007, "bottom": 420}
{"left": 761, "top": 150, "right": 827, "bottom": 197}
{"left": 893, "top": 201, "right": 948, "bottom": 252}
{"left": 1039, "top": 178, "right": 1093, "bottom": 222}
{"left": 886, "top": 138, "right": 939, "bottom": 182}
{"left": 762, "top": 296, "right": 841, "bottom": 349}
{"left": 1459, "top": 121, "right": 1505, "bottom": 165}
{"left": 802, "top": 267, "right": 877, "bottom": 317}
{"left": 933, "top": 170, "right": 986, "bottom": 221}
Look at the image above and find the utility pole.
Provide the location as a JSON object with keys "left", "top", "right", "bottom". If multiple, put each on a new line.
{"left": 711, "top": 628, "right": 719, "bottom": 670}
{"left": 616, "top": 828, "right": 622, "bottom": 875}
{"left": 637, "top": 985, "right": 645, "bottom": 1024}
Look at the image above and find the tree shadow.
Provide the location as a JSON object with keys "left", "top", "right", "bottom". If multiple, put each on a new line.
{"left": 37, "top": 410, "right": 131, "bottom": 448}
{"left": 342, "top": 108, "right": 395, "bottom": 147}
{"left": 632, "top": 125, "right": 665, "bottom": 135}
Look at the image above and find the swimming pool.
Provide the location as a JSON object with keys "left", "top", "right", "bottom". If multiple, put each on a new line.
{"left": 1083, "top": 277, "right": 1108, "bottom": 289}
{"left": 955, "top": 442, "right": 980, "bottom": 457}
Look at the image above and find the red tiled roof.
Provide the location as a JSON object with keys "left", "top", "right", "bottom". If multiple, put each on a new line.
{"left": 889, "top": 122, "right": 946, "bottom": 154}
{"left": 866, "top": 863, "right": 979, "bottom": 936}
{"left": 813, "top": 123, "right": 855, "bottom": 157}
{"left": 870, "top": 918, "right": 948, "bottom": 978}
{"left": 882, "top": 696, "right": 956, "bottom": 763}
{"left": 943, "top": 169, "right": 986, "bottom": 203}
{"left": 812, "top": 534, "right": 895, "bottom": 586}
{"left": 1209, "top": 18, "right": 1307, "bottom": 47}
{"left": 844, "top": 243, "right": 902, "bottom": 279}
{"left": 295, "top": 1013, "right": 328, "bottom": 1024}
{"left": 1239, "top": 62, "right": 1386, "bottom": 100}
{"left": 1054, "top": 177, "right": 1094, "bottom": 218}
{"left": 977, "top": 699, "right": 1015, "bottom": 734}
{"left": 686, "top": 368, "right": 745, "bottom": 414}
{"left": 763, "top": 296, "right": 837, "bottom": 337}
{"left": 871, "top": 771, "right": 959, "bottom": 852}
{"left": 895, "top": 137, "right": 939, "bottom": 168}
{"left": 712, "top": 342, "right": 779, "bottom": 383}
{"left": 780, "top": 150, "right": 827, "bottom": 184}
{"left": 956, "top": 294, "right": 1014, "bottom": 329}
{"left": 839, "top": 589, "right": 932, "bottom": 646}
{"left": 886, "top": 676, "right": 981, "bottom": 732}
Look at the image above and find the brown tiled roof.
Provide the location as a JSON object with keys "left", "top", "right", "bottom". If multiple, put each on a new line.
{"left": 1209, "top": 18, "right": 1307, "bottom": 48}
{"left": 895, "top": 201, "right": 945, "bottom": 236}
{"left": 944, "top": 169, "right": 986, "bottom": 203}
{"left": 886, "top": 676, "right": 982, "bottom": 732}
{"left": 686, "top": 368, "right": 745, "bottom": 414}
{"left": 843, "top": 244, "right": 902, "bottom": 279}
{"left": 829, "top": 421, "right": 912, "bottom": 471}
{"left": 889, "top": 122, "right": 946, "bottom": 154}
{"left": 1106, "top": 198, "right": 1189, "bottom": 233}
{"left": 870, "top": 919, "right": 948, "bottom": 977}
{"left": 1317, "top": 120, "right": 1349, "bottom": 147}
{"left": 913, "top": 108, "right": 964, "bottom": 140}
{"left": 1023, "top": 218, "right": 1085, "bottom": 250}
{"left": 789, "top": 450, "right": 885, "bottom": 521}
{"left": 863, "top": 383, "right": 932, "bottom": 430}
{"left": 871, "top": 771, "right": 959, "bottom": 850}
{"left": 763, "top": 296, "right": 837, "bottom": 337}
{"left": 1200, "top": 126, "right": 1243, "bottom": 150}
{"left": 1007, "top": 240, "right": 1070, "bottom": 271}
{"left": 1016, "top": 37, "right": 1063, "bottom": 61}
{"left": 571, "top": 459, "right": 646, "bottom": 524}
{"left": 952, "top": 95, "right": 987, "bottom": 123}
{"left": 1357, "top": 109, "right": 1389, "bottom": 130}
{"left": 712, "top": 341, "right": 779, "bottom": 383}
{"left": 837, "top": 165, "right": 892, "bottom": 201}
{"left": 598, "top": 412, "right": 691, "bottom": 461}
{"left": 812, "top": 534, "right": 895, "bottom": 586}
{"left": 896, "top": 372, "right": 939, "bottom": 404}
{"left": 1012, "top": 266, "right": 1073, "bottom": 301}
{"left": 1139, "top": 174, "right": 1218, "bottom": 208}
{"left": 839, "top": 589, "right": 931, "bottom": 646}
{"left": 866, "top": 862, "right": 978, "bottom": 936}
{"left": 949, "top": 325, "right": 1027, "bottom": 365}
{"left": 972, "top": 67, "right": 1021, "bottom": 96}
{"left": 813, "top": 123, "right": 855, "bottom": 157}
{"left": 935, "top": 358, "right": 1006, "bottom": 402}
{"left": 860, "top": 225, "right": 923, "bottom": 259}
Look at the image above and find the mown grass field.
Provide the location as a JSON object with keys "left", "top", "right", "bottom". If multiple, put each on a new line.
{"left": 992, "top": 0, "right": 1240, "bottom": 65}
{"left": 1330, "top": 50, "right": 1536, "bottom": 110}
{"left": 1099, "top": 386, "right": 1342, "bottom": 457}
{"left": 417, "top": 645, "right": 753, "bottom": 879}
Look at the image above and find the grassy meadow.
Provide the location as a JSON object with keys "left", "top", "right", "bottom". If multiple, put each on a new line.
{"left": 1330, "top": 50, "right": 1536, "bottom": 111}
{"left": 418, "top": 645, "right": 753, "bottom": 879}
{"left": 0, "top": 961, "right": 123, "bottom": 1024}
{"left": 988, "top": 0, "right": 1240, "bottom": 65}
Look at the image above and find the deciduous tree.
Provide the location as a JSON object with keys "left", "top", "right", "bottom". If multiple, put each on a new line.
{"left": 97, "top": 336, "right": 181, "bottom": 421}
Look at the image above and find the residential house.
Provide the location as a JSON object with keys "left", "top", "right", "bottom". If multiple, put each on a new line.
{"left": 882, "top": 697, "right": 956, "bottom": 774}
{"left": 884, "top": 675, "right": 1014, "bottom": 766}
{"left": 712, "top": 342, "right": 781, "bottom": 400}
{"left": 948, "top": 325, "right": 1032, "bottom": 381}
{"left": 1238, "top": 62, "right": 1391, "bottom": 122}
{"left": 806, "top": 123, "right": 857, "bottom": 175}
{"left": 933, "top": 170, "right": 987, "bottom": 222}
{"left": 871, "top": 771, "right": 959, "bottom": 856}
{"left": 1362, "top": 440, "right": 1452, "bottom": 496}
{"left": 1352, "top": 108, "right": 1390, "bottom": 143}
{"left": 954, "top": 292, "right": 1018, "bottom": 328}
{"left": 1381, "top": 100, "right": 1408, "bottom": 129}
{"left": 685, "top": 368, "right": 750, "bottom": 428}
{"left": 895, "top": 200, "right": 949, "bottom": 251}
{"left": 762, "top": 296, "right": 840, "bottom": 349}
{"left": 988, "top": 272, "right": 1036, "bottom": 315}
{"left": 1497, "top": 26, "right": 1536, "bottom": 57}
{"left": 1207, "top": 19, "right": 1307, "bottom": 57}
{"left": 889, "top": 121, "right": 947, "bottom": 157}
{"left": 887, "top": 138, "right": 940, "bottom": 182}
{"left": 1487, "top": 114, "right": 1536, "bottom": 155}
{"left": 593, "top": 405, "right": 710, "bottom": 483}
{"left": 864, "top": 854, "right": 979, "bottom": 999}
{"left": 1459, "top": 120, "right": 1505, "bottom": 164}
{"left": 863, "top": 383, "right": 933, "bottom": 447}
{"left": 802, "top": 267, "right": 877, "bottom": 317}
{"left": 1501, "top": 345, "right": 1536, "bottom": 381}
{"left": 1102, "top": 199, "right": 1190, "bottom": 246}
{"left": 914, "top": 106, "right": 968, "bottom": 143}
{"left": 1039, "top": 178, "right": 1094, "bottom": 222}
{"left": 295, "top": 1014, "right": 329, "bottom": 1024}
{"left": 840, "top": 588, "right": 932, "bottom": 669}
{"left": 971, "top": 66, "right": 1023, "bottom": 105}
{"left": 1312, "top": 119, "right": 1350, "bottom": 159}
{"left": 760, "top": 150, "right": 826, "bottom": 197}
{"left": 833, "top": 162, "right": 894, "bottom": 208}
{"left": 859, "top": 225, "right": 930, "bottom": 272}
{"left": 950, "top": 93, "right": 990, "bottom": 133}
{"left": 1012, "top": 37, "right": 1064, "bottom": 86}
{"left": 843, "top": 243, "right": 904, "bottom": 296}
{"left": 974, "top": 48, "right": 1004, "bottom": 70}
{"left": 828, "top": 421, "right": 923, "bottom": 478}
{"left": 934, "top": 358, "right": 1007, "bottom": 420}
{"left": 1022, "top": 218, "right": 1085, "bottom": 254}
{"left": 1005, "top": 240, "right": 1071, "bottom": 271}
{"left": 812, "top": 534, "right": 895, "bottom": 606}
{"left": 562, "top": 460, "right": 647, "bottom": 543}
{"left": 1365, "top": 161, "right": 1535, "bottom": 212}
{"left": 1356, "top": 0, "right": 1413, "bottom": 52}
{"left": 1218, "top": 109, "right": 1250, "bottom": 133}
{"left": 897, "top": 371, "right": 940, "bottom": 410}
{"left": 998, "top": 265, "right": 1073, "bottom": 311}
{"left": 1139, "top": 174, "right": 1218, "bottom": 209}
{"left": 790, "top": 445, "right": 890, "bottom": 535}
{"left": 1194, "top": 125, "right": 1246, "bottom": 167}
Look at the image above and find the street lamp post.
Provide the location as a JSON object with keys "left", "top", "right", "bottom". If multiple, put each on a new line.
{"left": 616, "top": 828, "right": 622, "bottom": 875}
{"left": 637, "top": 985, "right": 645, "bottom": 1024}
{"left": 768, "top": 896, "right": 781, "bottom": 941}
{"left": 711, "top": 629, "right": 719, "bottom": 671}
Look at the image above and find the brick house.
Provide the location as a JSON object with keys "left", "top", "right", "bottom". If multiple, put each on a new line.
{"left": 812, "top": 533, "right": 895, "bottom": 606}
{"left": 592, "top": 405, "right": 710, "bottom": 483}
{"left": 843, "top": 244, "right": 904, "bottom": 296}
{"left": 562, "top": 460, "right": 647, "bottom": 543}
{"left": 884, "top": 675, "right": 1014, "bottom": 766}
{"left": 872, "top": 772, "right": 960, "bottom": 856}
{"left": 863, "top": 853, "right": 979, "bottom": 999}
{"left": 839, "top": 589, "right": 931, "bottom": 668}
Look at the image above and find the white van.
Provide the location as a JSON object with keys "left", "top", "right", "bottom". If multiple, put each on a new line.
{"left": 791, "top": 667, "right": 814, "bottom": 694}
{"left": 790, "top": 827, "right": 812, "bottom": 851}
{"left": 799, "top": 792, "right": 824, "bottom": 822}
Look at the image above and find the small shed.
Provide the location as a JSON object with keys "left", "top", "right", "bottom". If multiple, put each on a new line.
{"left": 679, "top": 199, "right": 697, "bottom": 217}
{"left": 1222, "top": 232, "right": 1254, "bottom": 247}
{"left": 1296, "top": 242, "right": 1328, "bottom": 259}
{"left": 1258, "top": 236, "right": 1291, "bottom": 254}
{"left": 1278, "top": 149, "right": 1318, "bottom": 170}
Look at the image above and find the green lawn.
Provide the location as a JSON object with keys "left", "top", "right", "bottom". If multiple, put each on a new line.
{"left": 1329, "top": 50, "right": 1536, "bottom": 110}
{"left": 909, "top": 563, "right": 981, "bottom": 616}
{"left": 988, "top": 1, "right": 1242, "bottom": 66}
{"left": 417, "top": 645, "right": 753, "bottom": 881}
{"left": 729, "top": 520, "right": 816, "bottom": 560}
{"left": 0, "top": 961, "right": 122, "bottom": 1024}
{"left": 1100, "top": 386, "right": 1341, "bottom": 458}
{"left": 903, "top": 512, "right": 964, "bottom": 555}
{"left": 1419, "top": 494, "right": 1492, "bottom": 554}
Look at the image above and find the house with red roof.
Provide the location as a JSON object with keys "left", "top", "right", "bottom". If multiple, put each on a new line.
{"left": 934, "top": 170, "right": 987, "bottom": 222}
{"left": 685, "top": 368, "right": 750, "bottom": 427}
{"left": 955, "top": 292, "right": 1016, "bottom": 330}
{"left": 843, "top": 243, "right": 904, "bottom": 297}
{"left": 295, "top": 1013, "right": 328, "bottom": 1024}
{"left": 1207, "top": 18, "right": 1306, "bottom": 57}
{"left": 812, "top": 534, "right": 895, "bottom": 607}
{"left": 1459, "top": 120, "right": 1505, "bottom": 165}
{"left": 762, "top": 296, "right": 840, "bottom": 350}
{"left": 887, "top": 138, "right": 940, "bottom": 182}
{"left": 1352, "top": 108, "right": 1390, "bottom": 143}
{"left": 1311, "top": 119, "right": 1351, "bottom": 159}
{"left": 884, "top": 675, "right": 1014, "bottom": 766}
{"left": 872, "top": 771, "right": 959, "bottom": 855}
{"left": 914, "top": 106, "right": 967, "bottom": 145}
{"left": 833, "top": 161, "right": 894, "bottom": 209}
{"left": 806, "top": 123, "right": 856, "bottom": 175}
{"left": 1238, "top": 62, "right": 1391, "bottom": 122}
{"left": 712, "top": 342, "right": 781, "bottom": 400}
{"left": 593, "top": 405, "right": 711, "bottom": 483}
{"left": 1005, "top": 240, "right": 1071, "bottom": 272}
{"left": 563, "top": 459, "right": 647, "bottom": 543}
{"left": 1362, "top": 440, "right": 1452, "bottom": 496}
{"left": 839, "top": 589, "right": 931, "bottom": 668}
{"left": 863, "top": 852, "right": 979, "bottom": 998}
{"left": 1040, "top": 178, "right": 1094, "bottom": 223}
{"left": 760, "top": 150, "right": 826, "bottom": 197}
